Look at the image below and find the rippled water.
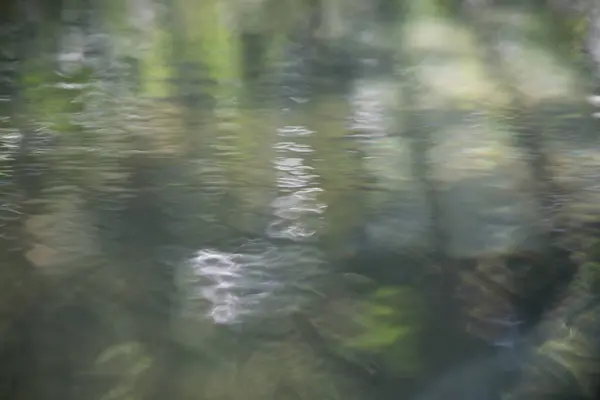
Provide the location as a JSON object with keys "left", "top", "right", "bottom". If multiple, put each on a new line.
{"left": 1, "top": 1, "right": 600, "bottom": 399}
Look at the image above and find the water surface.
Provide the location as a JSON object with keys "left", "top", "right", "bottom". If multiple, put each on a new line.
{"left": 1, "top": 1, "right": 600, "bottom": 399}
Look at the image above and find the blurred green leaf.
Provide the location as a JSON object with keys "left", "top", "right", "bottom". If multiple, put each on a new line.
{"left": 347, "top": 325, "right": 414, "bottom": 349}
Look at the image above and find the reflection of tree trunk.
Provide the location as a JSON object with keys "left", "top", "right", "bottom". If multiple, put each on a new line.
{"left": 403, "top": 107, "right": 463, "bottom": 373}
{"left": 394, "top": 13, "right": 450, "bottom": 285}
{"left": 118, "top": 159, "right": 179, "bottom": 400}
{"left": 512, "top": 113, "right": 563, "bottom": 240}
{"left": 394, "top": 5, "right": 461, "bottom": 375}
{"left": 460, "top": 1, "right": 564, "bottom": 247}
{"left": 407, "top": 121, "right": 449, "bottom": 274}
{"left": 161, "top": 0, "right": 211, "bottom": 155}
{"left": 240, "top": 32, "right": 271, "bottom": 105}
{"left": 0, "top": 2, "right": 44, "bottom": 399}
{"left": 241, "top": 33, "right": 267, "bottom": 83}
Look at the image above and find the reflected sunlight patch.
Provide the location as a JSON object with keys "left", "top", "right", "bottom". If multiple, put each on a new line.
{"left": 402, "top": 18, "right": 501, "bottom": 105}
{"left": 498, "top": 41, "right": 579, "bottom": 101}
{"left": 403, "top": 18, "right": 474, "bottom": 54}
{"left": 180, "top": 241, "right": 325, "bottom": 325}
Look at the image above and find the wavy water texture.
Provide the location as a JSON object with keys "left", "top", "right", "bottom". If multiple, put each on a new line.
{"left": 186, "top": 122, "right": 328, "bottom": 324}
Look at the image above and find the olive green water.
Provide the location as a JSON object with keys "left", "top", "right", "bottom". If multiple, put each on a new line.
{"left": 1, "top": 1, "right": 600, "bottom": 399}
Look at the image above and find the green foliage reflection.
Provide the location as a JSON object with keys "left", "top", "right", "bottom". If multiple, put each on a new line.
{"left": 344, "top": 286, "right": 424, "bottom": 376}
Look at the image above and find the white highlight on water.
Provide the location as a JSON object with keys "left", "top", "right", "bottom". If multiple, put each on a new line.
{"left": 186, "top": 122, "right": 327, "bottom": 325}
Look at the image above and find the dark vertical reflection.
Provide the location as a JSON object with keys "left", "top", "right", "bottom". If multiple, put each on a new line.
{"left": 0, "top": 1, "right": 44, "bottom": 399}
{"left": 393, "top": 1, "right": 463, "bottom": 380}
{"left": 241, "top": 33, "right": 267, "bottom": 84}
